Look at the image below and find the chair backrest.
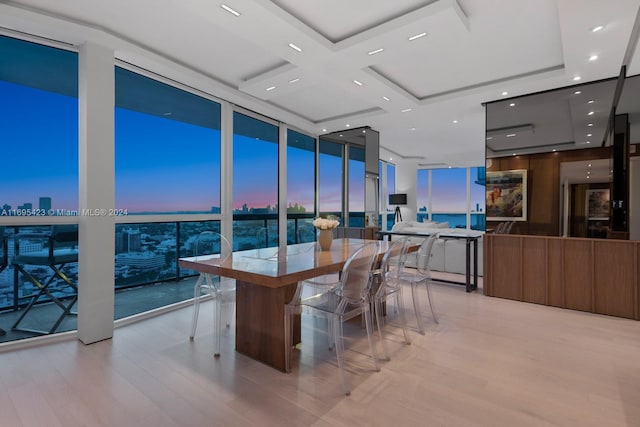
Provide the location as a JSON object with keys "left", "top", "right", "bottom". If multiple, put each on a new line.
{"left": 504, "top": 221, "right": 516, "bottom": 234}
{"left": 493, "top": 222, "right": 507, "bottom": 234}
{"left": 338, "top": 242, "right": 379, "bottom": 302}
{"left": 194, "top": 231, "right": 232, "bottom": 261}
{"left": 378, "top": 237, "right": 409, "bottom": 292}
{"left": 416, "top": 234, "right": 438, "bottom": 275}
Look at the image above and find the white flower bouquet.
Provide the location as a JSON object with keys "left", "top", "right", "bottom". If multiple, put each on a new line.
{"left": 313, "top": 216, "right": 340, "bottom": 230}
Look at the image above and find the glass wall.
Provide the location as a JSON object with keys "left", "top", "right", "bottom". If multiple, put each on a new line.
{"left": 233, "top": 112, "right": 279, "bottom": 250}
{"left": 115, "top": 67, "right": 221, "bottom": 214}
{"left": 378, "top": 160, "right": 396, "bottom": 230}
{"left": 319, "top": 139, "right": 344, "bottom": 223}
{"left": 286, "top": 129, "right": 316, "bottom": 243}
{"left": 417, "top": 167, "right": 486, "bottom": 230}
{"left": 348, "top": 147, "right": 365, "bottom": 226}
{"left": 0, "top": 36, "right": 79, "bottom": 341}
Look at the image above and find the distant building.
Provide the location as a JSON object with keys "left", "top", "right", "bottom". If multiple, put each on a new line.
{"left": 115, "top": 252, "right": 164, "bottom": 270}
{"left": 39, "top": 197, "right": 51, "bottom": 211}
{"left": 17, "top": 203, "right": 32, "bottom": 210}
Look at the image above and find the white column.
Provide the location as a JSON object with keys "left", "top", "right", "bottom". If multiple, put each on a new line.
{"left": 220, "top": 103, "right": 234, "bottom": 244}
{"left": 395, "top": 160, "right": 418, "bottom": 221}
{"left": 77, "top": 42, "right": 115, "bottom": 344}
{"left": 278, "top": 124, "right": 288, "bottom": 247}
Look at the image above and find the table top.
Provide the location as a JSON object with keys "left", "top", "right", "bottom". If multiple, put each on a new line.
{"left": 178, "top": 238, "right": 394, "bottom": 288}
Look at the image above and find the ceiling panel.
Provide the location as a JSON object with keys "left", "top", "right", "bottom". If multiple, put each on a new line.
{"left": 269, "top": 83, "right": 380, "bottom": 122}
{"left": 271, "top": 0, "right": 432, "bottom": 42}
{"left": 374, "top": 0, "right": 563, "bottom": 98}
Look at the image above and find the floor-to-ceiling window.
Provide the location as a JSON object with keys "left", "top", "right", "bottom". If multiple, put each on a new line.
{"left": 417, "top": 167, "right": 486, "bottom": 230}
{"left": 233, "top": 111, "right": 279, "bottom": 250}
{"left": 348, "top": 146, "right": 365, "bottom": 226}
{"left": 318, "top": 139, "right": 344, "bottom": 223}
{"left": 113, "top": 66, "right": 222, "bottom": 318}
{"left": 0, "top": 35, "right": 79, "bottom": 340}
{"left": 378, "top": 160, "right": 396, "bottom": 230}
{"left": 286, "top": 129, "right": 316, "bottom": 243}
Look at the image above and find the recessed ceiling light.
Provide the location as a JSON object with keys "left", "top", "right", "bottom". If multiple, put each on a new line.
{"left": 588, "top": 123, "right": 594, "bottom": 127}
{"left": 345, "top": 124, "right": 351, "bottom": 128}
{"left": 587, "top": 133, "right": 593, "bottom": 137}
{"left": 452, "top": 120, "right": 458, "bottom": 124}
{"left": 221, "top": 4, "right": 241, "bottom": 16}
{"left": 368, "top": 48, "right": 384, "bottom": 55}
{"left": 574, "top": 90, "right": 582, "bottom": 95}
{"left": 586, "top": 141, "right": 591, "bottom": 144}
{"left": 588, "top": 100, "right": 595, "bottom": 104}
{"left": 389, "top": 157, "right": 393, "bottom": 161}
{"left": 339, "top": 134, "right": 344, "bottom": 137}
{"left": 509, "top": 103, "right": 516, "bottom": 107}
{"left": 322, "top": 128, "right": 327, "bottom": 132}
{"left": 501, "top": 91, "right": 508, "bottom": 96}
{"left": 410, "top": 127, "right": 416, "bottom": 131}
{"left": 588, "top": 164, "right": 592, "bottom": 167}
{"left": 448, "top": 166, "right": 452, "bottom": 169}
{"left": 288, "top": 78, "right": 300, "bottom": 84}
{"left": 288, "top": 43, "right": 303, "bottom": 52}
{"left": 265, "top": 86, "right": 276, "bottom": 91}
{"left": 401, "top": 108, "right": 412, "bottom": 113}
{"left": 506, "top": 133, "right": 516, "bottom": 137}
{"left": 486, "top": 136, "right": 493, "bottom": 140}
{"left": 591, "top": 25, "right": 604, "bottom": 33}
{"left": 552, "top": 149, "right": 557, "bottom": 152}
{"left": 382, "top": 96, "right": 390, "bottom": 101}
{"left": 587, "top": 175, "right": 591, "bottom": 179}
{"left": 573, "top": 76, "right": 581, "bottom": 81}
{"left": 408, "top": 32, "right": 427, "bottom": 41}
{"left": 353, "top": 79, "right": 363, "bottom": 86}
{"left": 589, "top": 55, "right": 599, "bottom": 61}
{"left": 512, "top": 153, "right": 517, "bottom": 156}
{"left": 588, "top": 111, "right": 594, "bottom": 115}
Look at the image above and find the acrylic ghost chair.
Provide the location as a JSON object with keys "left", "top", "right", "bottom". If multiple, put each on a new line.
{"left": 400, "top": 233, "right": 440, "bottom": 335}
{"left": 373, "top": 237, "right": 412, "bottom": 360}
{"left": 189, "top": 231, "right": 235, "bottom": 357}
{"left": 284, "top": 241, "right": 380, "bottom": 395}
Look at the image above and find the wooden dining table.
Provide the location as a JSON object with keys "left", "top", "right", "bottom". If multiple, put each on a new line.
{"left": 178, "top": 238, "right": 394, "bottom": 372}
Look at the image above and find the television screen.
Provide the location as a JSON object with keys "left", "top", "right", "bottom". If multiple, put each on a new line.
{"left": 389, "top": 193, "right": 407, "bottom": 205}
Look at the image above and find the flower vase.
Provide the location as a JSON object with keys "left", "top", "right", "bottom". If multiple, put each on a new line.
{"left": 318, "top": 229, "right": 333, "bottom": 251}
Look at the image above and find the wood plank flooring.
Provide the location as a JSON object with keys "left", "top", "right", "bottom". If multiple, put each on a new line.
{"left": 1, "top": 279, "right": 639, "bottom": 427}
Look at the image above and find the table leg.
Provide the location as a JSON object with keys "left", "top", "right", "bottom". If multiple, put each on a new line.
{"left": 465, "top": 240, "right": 471, "bottom": 292}
{"left": 473, "top": 239, "right": 478, "bottom": 291}
{"left": 235, "top": 280, "right": 299, "bottom": 372}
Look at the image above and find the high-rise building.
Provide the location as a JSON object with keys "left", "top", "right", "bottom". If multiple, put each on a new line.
{"left": 39, "top": 197, "right": 51, "bottom": 211}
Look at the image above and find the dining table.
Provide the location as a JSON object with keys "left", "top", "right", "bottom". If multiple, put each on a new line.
{"left": 179, "top": 238, "right": 397, "bottom": 372}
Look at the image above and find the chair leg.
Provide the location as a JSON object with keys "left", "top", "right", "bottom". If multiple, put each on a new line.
{"left": 189, "top": 276, "right": 204, "bottom": 340}
{"left": 394, "top": 290, "right": 411, "bottom": 345}
{"left": 424, "top": 278, "right": 439, "bottom": 324}
{"left": 212, "top": 297, "right": 222, "bottom": 358}
{"left": 411, "top": 281, "right": 426, "bottom": 335}
{"left": 375, "top": 297, "right": 389, "bottom": 361}
{"left": 333, "top": 315, "right": 350, "bottom": 396}
{"left": 284, "top": 307, "right": 292, "bottom": 373}
{"left": 363, "top": 307, "right": 380, "bottom": 372}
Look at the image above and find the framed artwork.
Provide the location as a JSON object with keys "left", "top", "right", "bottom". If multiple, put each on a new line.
{"left": 486, "top": 169, "right": 527, "bottom": 221}
{"left": 586, "top": 189, "right": 610, "bottom": 220}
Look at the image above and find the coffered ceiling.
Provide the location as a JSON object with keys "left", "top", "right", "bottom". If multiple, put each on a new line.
{"left": 1, "top": 0, "right": 639, "bottom": 167}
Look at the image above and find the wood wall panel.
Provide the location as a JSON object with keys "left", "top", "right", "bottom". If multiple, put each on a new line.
{"left": 528, "top": 156, "right": 559, "bottom": 235}
{"left": 522, "top": 237, "right": 547, "bottom": 304}
{"left": 547, "top": 239, "right": 564, "bottom": 307}
{"left": 563, "top": 240, "right": 593, "bottom": 312}
{"left": 488, "top": 236, "right": 522, "bottom": 300}
{"left": 485, "top": 235, "right": 640, "bottom": 320}
{"left": 593, "top": 241, "right": 636, "bottom": 318}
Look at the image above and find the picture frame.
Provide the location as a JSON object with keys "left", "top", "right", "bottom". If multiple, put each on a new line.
{"left": 586, "top": 189, "right": 610, "bottom": 220}
{"left": 486, "top": 169, "right": 527, "bottom": 221}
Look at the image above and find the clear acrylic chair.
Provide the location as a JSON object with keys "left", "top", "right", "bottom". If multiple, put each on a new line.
{"left": 284, "top": 242, "right": 380, "bottom": 395}
{"left": 374, "top": 237, "right": 411, "bottom": 360}
{"left": 401, "top": 234, "right": 440, "bottom": 335}
{"left": 189, "top": 231, "right": 235, "bottom": 357}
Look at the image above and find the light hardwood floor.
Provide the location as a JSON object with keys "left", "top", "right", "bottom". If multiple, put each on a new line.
{"left": 1, "top": 279, "right": 639, "bottom": 427}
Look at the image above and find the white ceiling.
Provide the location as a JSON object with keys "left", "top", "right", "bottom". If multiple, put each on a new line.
{"left": 1, "top": 0, "right": 639, "bottom": 167}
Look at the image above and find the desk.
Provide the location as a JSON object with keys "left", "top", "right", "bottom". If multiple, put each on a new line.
{"left": 179, "top": 238, "right": 392, "bottom": 372}
{"left": 377, "top": 230, "right": 482, "bottom": 293}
